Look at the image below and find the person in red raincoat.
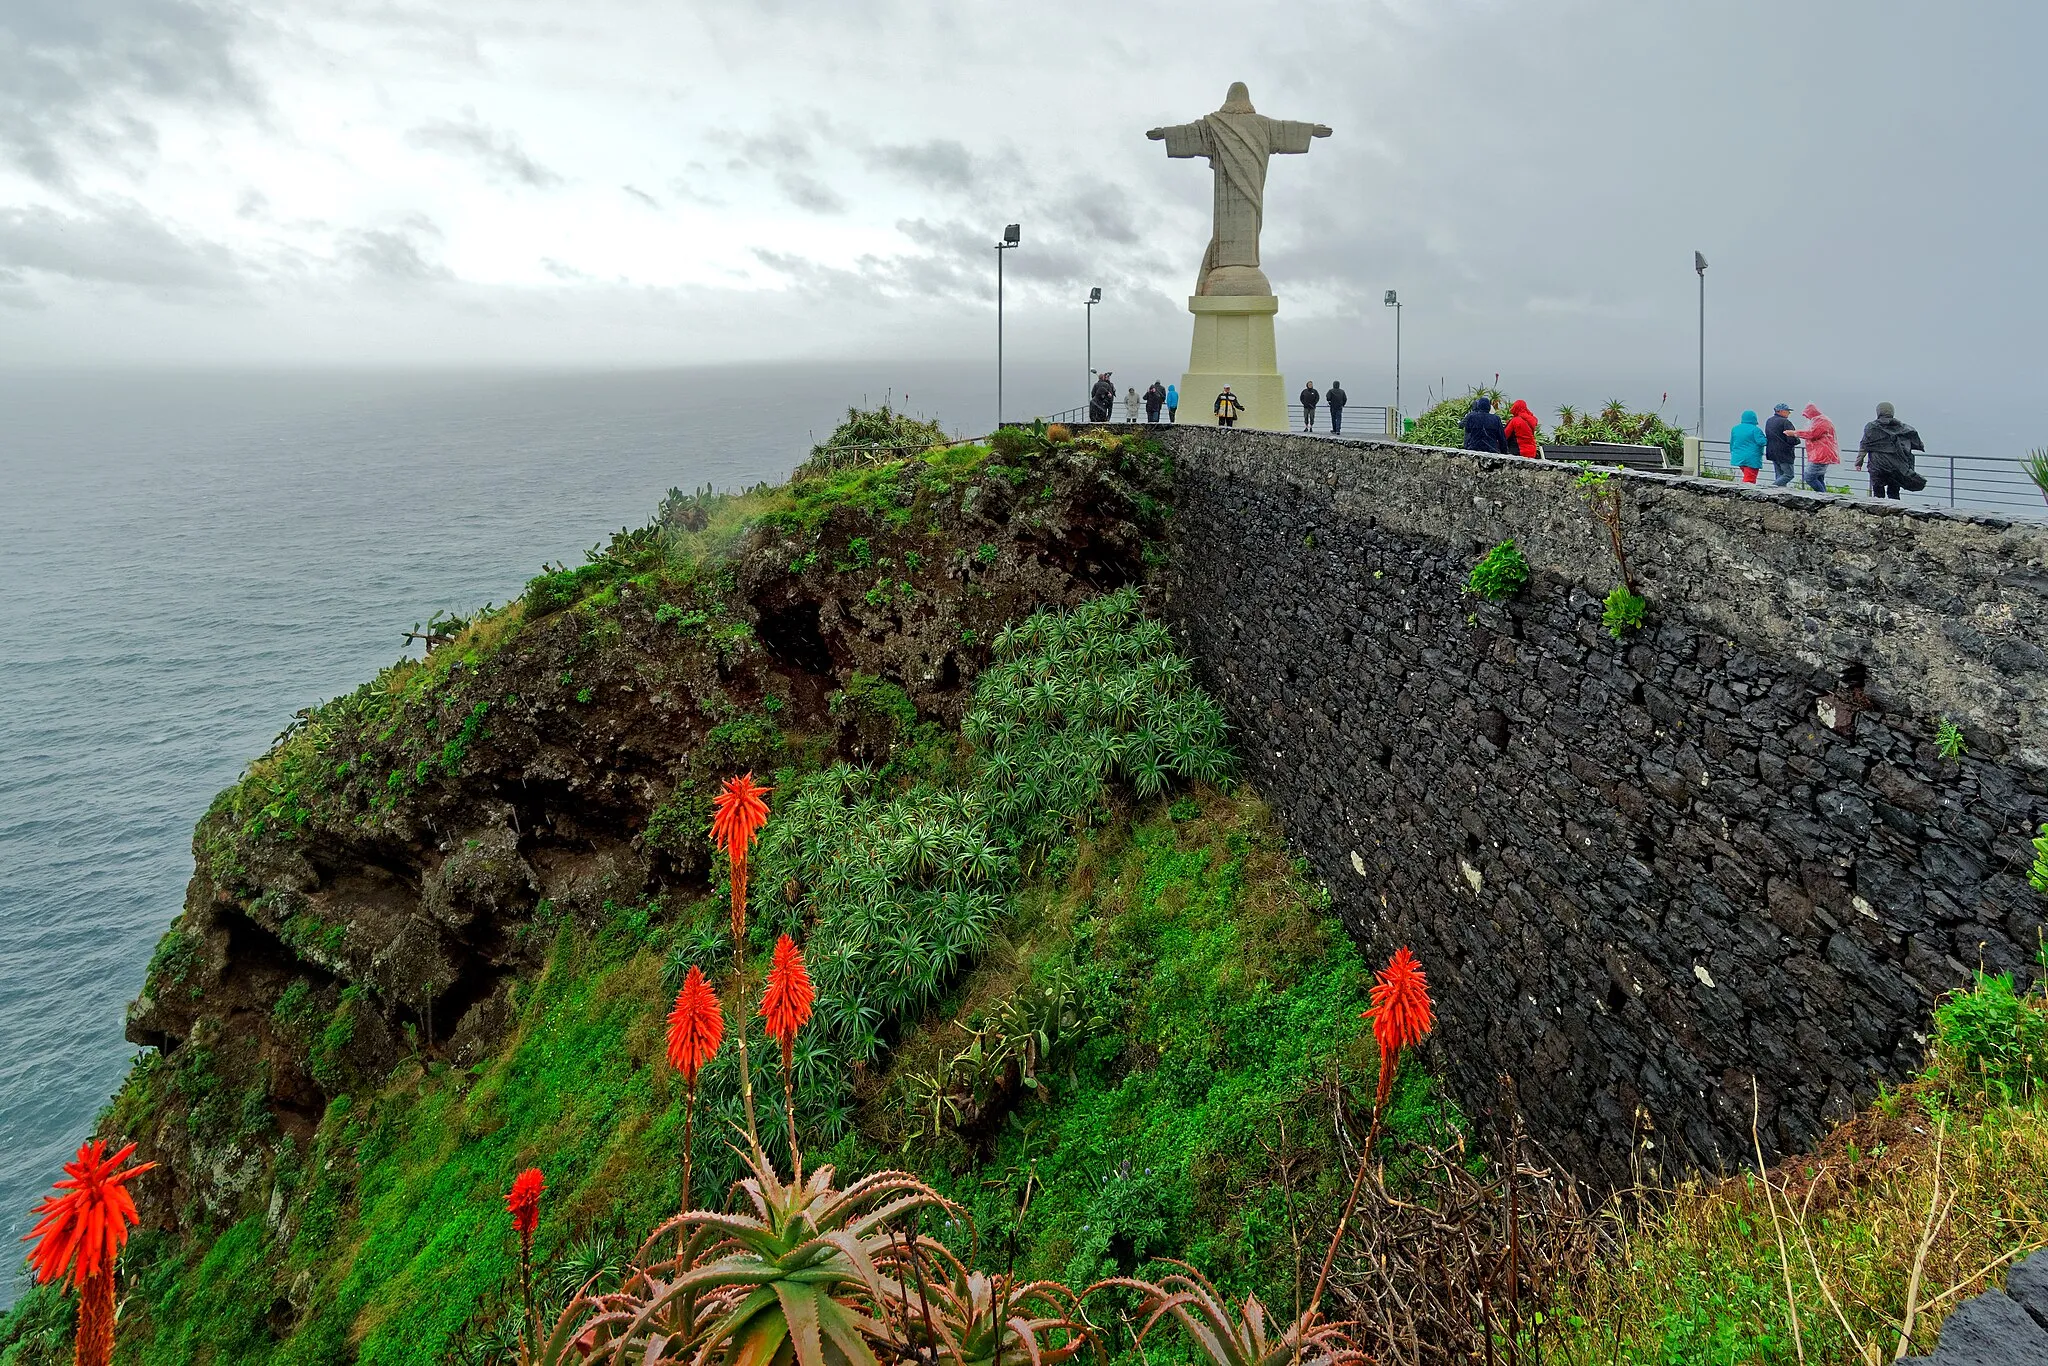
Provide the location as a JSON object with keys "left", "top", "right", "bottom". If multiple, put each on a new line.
{"left": 1504, "top": 399, "right": 1541, "bottom": 458}
{"left": 1789, "top": 403, "right": 1839, "bottom": 493}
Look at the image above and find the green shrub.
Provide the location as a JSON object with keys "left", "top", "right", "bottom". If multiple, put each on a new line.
{"left": 523, "top": 561, "right": 613, "bottom": 617}
{"left": 1935, "top": 973, "right": 2048, "bottom": 1100}
{"left": 1405, "top": 387, "right": 1503, "bottom": 448}
{"left": 1936, "top": 716, "right": 1967, "bottom": 761}
{"left": 1603, "top": 585, "right": 1648, "bottom": 638}
{"left": 796, "top": 402, "right": 950, "bottom": 479}
{"left": 1466, "top": 538, "right": 1531, "bottom": 600}
{"left": 1551, "top": 397, "right": 1688, "bottom": 461}
{"left": 2032, "top": 823, "right": 2048, "bottom": 895}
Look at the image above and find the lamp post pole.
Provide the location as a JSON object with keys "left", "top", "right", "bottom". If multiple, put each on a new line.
{"left": 1694, "top": 251, "right": 1707, "bottom": 437}
{"left": 1084, "top": 287, "right": 1101, "bottom": 407}
{"left": 996, "top": 224, "right": 1020, "bottom": 430}
{"left": 1383, "top": 290, "right": 1402, "bottom": 434}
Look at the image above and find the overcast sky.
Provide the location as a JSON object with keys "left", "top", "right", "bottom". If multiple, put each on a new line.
{"left": 2, "top": 0, "right": 2041, "bottom": 446}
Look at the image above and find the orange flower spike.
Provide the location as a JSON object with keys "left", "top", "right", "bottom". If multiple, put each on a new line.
{"left": 710, "top": 773, "right": 771, "bottom": 858}
{"left": 505, "top": 1167, "right": 545, "bottom": 1237}
{"left": 760, "top": 934, "right": 815, "bottom": 1064}
{"left": 22, "top": 1140, "right": 155, "bottom": 1290}
{"left": 666, "top": 966, "right": 725, "bottom": 1087}
{"left": 1363, "top": 947, "right": 1434, "bottom": 1108}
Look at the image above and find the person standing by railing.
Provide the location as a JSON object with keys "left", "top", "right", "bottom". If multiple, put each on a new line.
{"left": 1765, "top": 403, "right": 1801, "bottom": 487}
{"left": 1144, "top": 381, "right": 1166, "bottom": 423}
{"left": 1089, "top": 372, "right": 1115, "bottom": 422}
{"left": 1327, "top": 381, "right": 1346, "bottom": 434}
{"left": 1166, "top": 383, "right": 1179, "bottom": 423}
{"left": 1790, "top": 403, "right": 1839, "bottom": 493}
{"left": 1729, "top": 410, "right": 1766, "bottom": 484}
{"left": 1124, "top": 386, "right": 1141, "bottom": 423}
{"left": 1857, "top": 401, "right": 1925, "bottom": 500}
{"left": 1299, "top": 380, "right": 1320, "bottom": 432}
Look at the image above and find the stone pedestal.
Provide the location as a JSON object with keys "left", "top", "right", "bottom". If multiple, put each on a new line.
{"left": 1180, "top": 293, "right": 1286, "bottom": 431}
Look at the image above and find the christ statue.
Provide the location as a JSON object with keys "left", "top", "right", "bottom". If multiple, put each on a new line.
{"left": 1147, "top": 82, "right": 1331, "bottom": 297}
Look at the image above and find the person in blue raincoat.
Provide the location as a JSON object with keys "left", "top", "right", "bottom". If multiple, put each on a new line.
{"left": 1729, "top": 409, "right": 1766, "bottom": 484}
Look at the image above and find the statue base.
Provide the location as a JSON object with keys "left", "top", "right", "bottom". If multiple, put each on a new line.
{"left": 1180, "top": 293, "right": 1286, "bottom": 431}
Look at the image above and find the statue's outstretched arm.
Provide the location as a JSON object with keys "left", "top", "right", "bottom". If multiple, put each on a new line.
{"left": 1148, "top": 122, "right": 1207, "bottom": 157}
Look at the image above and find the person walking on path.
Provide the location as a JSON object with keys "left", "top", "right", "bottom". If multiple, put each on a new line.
{"left": 1165, "top": 383, "right": 1179, "bottom": 423}
{"left": 1857, "top": 401, "right": 1925, "bottom": 500}
{"left": 1461, "top": 395, "right": 1506, "bottom": 453}
{"left": 1764, "top": 403, "right": 1802, "bottom": 487}
{"left": 1790, "top": 403, "right": 1839, "bottom": 492}
{"left": 1124, "top": 386, "right": 1141, "bottom": 423}
{"left": 1504, "top": 399, "right": 1540, "bottom": 458}
{"left": 1144, "top": 381, "right": 1165, "bottom": 422}
{"left": 1214, "top": 386, "right": 1244, "bottom": 426}
{"left": 1089, "top": 372, "right": 1115, "bottom": 422}
{"left": 1729, "top": 409, "right": 1767, "bottom": 483}
{"left": 1327, "top": 381, "right": 1346, "bottom": 434}
{"left": 1299, "top": 381, "right": 1320, "bottom": 432}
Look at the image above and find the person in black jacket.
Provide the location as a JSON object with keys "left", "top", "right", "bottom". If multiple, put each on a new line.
{"left": 1088, "top": 372, "right": 1115, "bottom": 422}
{"left": 1326, "top": 381, "right": 1347, "bottom": 434}
{"left": 1461, "top": 396, "right": 1506, "bottom": 453}
{"left": 1144, "top": 381, "right": 1166, "bottom": 422}
{"left": 1857, "top": 401, "right": 1925, "bottom": 500}
{"left": 1299, "top": 381, "right": 1320, "bottom": 432}
{"left": 1764, "top": 402, "right": 1801, "bottom": 487}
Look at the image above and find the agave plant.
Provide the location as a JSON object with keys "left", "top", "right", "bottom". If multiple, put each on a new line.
{"left": 542, "top": 1149, "right": 967, "bottom": 1366}
{"left": 1089, "top": 1263, "right": 1364, "bottom": 1366}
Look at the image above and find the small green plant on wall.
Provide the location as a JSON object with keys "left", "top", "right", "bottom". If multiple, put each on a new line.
{"left": 1936, "top": 716, "right": 1967, "bottom": 760}
{"left": 1466, "top": 538, "right": 1531, "bottom": 601}
{"left": 2031, "top": 822, "right": 2048, "bottom": 895}
{"left": 1602, "top": 585, "right": 1648, "bottom": 638}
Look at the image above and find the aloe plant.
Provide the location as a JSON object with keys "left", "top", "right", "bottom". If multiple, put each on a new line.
{"left": 543, "top": 1151, "right": 964, "bottom": 1366}
{"left": 893, "top": 1249, "right": 1096, "bottom": 1366}
{"left": 1089, "top": 1263, "right": 1365, "bottom": 1366}
{"left": 2026, "top": 447, "right": 2048, "bottom": 505}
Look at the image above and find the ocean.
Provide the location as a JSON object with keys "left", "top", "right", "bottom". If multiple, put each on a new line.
{"left": 0, "top": 362, "right": 1083, "bottom": 1304}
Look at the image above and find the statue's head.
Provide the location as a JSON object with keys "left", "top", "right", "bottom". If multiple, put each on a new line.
{"left": 1221, "top": 81, "right": 1254, "bottom": 113}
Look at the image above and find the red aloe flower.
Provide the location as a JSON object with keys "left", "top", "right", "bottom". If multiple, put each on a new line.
{"left": 761, "top": 933, "right": 815, "bottom": 1059}
{"left": 667, "top": 966, "right": 725, "bottom": 1087}
{"left": 1363, "top": 946, "right": 1434, "bottom": 1109}
{"left": 712, "top": 772, "right": 771, "bottom": 943}
{"left": 506, "top": 1166, "right": 545, "bottom": 1362}
{"left": 506, "top": 1167, "right": 545, "bottom": 1237}
{"left": 23, "top": 1139, "right": 155, "bottom": 1366}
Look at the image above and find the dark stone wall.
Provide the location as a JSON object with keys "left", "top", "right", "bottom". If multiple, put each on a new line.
{"left": 1152, "top": 426, "right": 2048, "bottom": 1186}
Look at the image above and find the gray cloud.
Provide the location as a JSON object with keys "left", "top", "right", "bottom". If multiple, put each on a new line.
{"left": 0, "top": 0, "right": 255, "bottom": 185}
{"left": 774, "top": 170, "right": 845, "bottom": 215}
{"left": 621, "top": 184, "right": 660, "bottom": 208}
{"left": 864, "top": 138, "right": 978, "bottom": 192}
{"left": 408, "top": 110, "right": 562, "bottom": 188}
{"left": 339, "top": 216, "right": 451, "bottom": 284}
{"left": 0, "top": 200, "right": 243, "bottom": 290}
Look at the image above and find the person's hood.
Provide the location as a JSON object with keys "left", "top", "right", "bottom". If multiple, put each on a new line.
{"left": 1510, "top": 399, "right": 1532, "bottom": 418}
{"left": 1470, "top": 397, "right": 1492, "bottom": 412}
{"left": 1739, "top": 410, "right": 1759, "bottom": 425}
{"left": 1802, "top": 404, "right": 1824, "bottom": 420}
{"left": 1869, "top": 416, "right": 1911, "bottom": 436}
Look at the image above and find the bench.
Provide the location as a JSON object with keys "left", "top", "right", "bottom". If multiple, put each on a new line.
{"left": 1538, "top": 441, "right": 1671, "bottom": 471}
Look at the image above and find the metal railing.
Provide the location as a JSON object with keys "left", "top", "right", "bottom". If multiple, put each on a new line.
{"left": 1697, "top": 438, "right": 2044, "bottom": 519}
{"left": 1039, "top": 402, "right": 1395, "bottom": 433}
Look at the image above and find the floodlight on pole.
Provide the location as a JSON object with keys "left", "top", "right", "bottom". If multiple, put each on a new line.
{"left": 1084, "top": 286, "right": 1102, "bottom": 407}
{"left": 1383, "top": 289, "right": 1402, "bottom": 433}
{"left": 1694, "top": 251, "right": 1707, "bottom": 438}
{"left": 995, "top": 224, "right": 1021, "bottom": 429}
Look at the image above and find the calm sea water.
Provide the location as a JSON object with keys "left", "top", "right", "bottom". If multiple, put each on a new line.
{"left": 0, "top": 362, "right": 1086, "bottom": 1304}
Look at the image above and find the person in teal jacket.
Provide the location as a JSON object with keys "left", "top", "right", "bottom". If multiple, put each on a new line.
{"left": 1729, "top": 410, "right": 1766, "bottom": 484}
{"left": 1165, "top": 383, "right": 1179, "bottom": 423}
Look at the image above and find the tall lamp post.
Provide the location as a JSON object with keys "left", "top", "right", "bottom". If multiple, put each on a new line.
{"left": 1383, "top": 289, "right": 1402, "bottom": 434}
{"left": 995, "top": 223, "right": 1020, "bottom": 429}
{"left": 1083, "top": 286, "right": 1101, "bottom": 407}
{"left": 1693, "top": 251, "right": 1707, "bottom": 437}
